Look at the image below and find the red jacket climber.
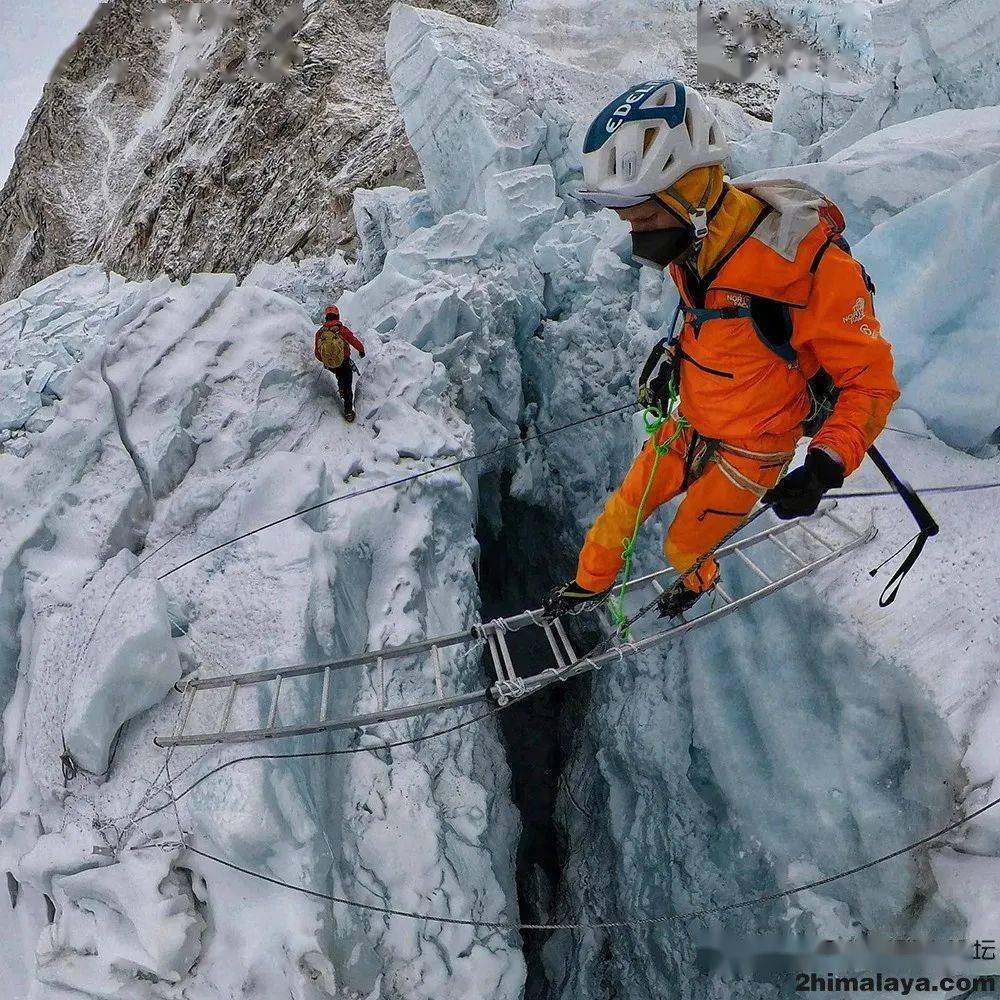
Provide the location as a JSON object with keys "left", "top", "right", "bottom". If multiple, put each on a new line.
{"left": 314, "top": 305, "right": 365, "bottom": 423}
{"left": 545, "top": 80, "right": 900, "bottom": 622}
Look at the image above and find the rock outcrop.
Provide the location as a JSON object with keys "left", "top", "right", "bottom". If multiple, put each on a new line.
{"left": 0, "top": 0, "right": 498, "bottom": 302}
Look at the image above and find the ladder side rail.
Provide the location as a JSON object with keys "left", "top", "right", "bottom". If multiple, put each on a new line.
{"left": 155, "top": 687, "right": 492, "bottom": 748}
{"left": 181, "top": 627, "right": 479, "bottom": 692}
{"left": 520, "top": 520, "right": 874, "bottom": 697}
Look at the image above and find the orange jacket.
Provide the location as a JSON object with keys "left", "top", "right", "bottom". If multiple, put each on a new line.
{"left": 666, "top": 179, "right": 900, "bottom": 475}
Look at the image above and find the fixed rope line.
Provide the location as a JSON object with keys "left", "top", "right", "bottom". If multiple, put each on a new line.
{"left": 130, "top": 702, "right": 513, "bottom": 827}
{"left": 155, "top": 402, "right": 638, "bottom": 581}
{"left": 147, "top": 792, "right": 1000, "bottom": 932}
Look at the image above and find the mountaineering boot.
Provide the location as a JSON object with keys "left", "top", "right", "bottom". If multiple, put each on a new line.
{"left": 543, "top": 581, "right": 612, "bottom": 621}
{"left": 656, "top": 578, "right": 709, "bottom": 619}
{"left": 343, "top": 403, "right": 356, "bottom": 423}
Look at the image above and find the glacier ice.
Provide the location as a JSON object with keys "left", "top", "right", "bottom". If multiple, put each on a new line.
{"left": 0, "top": 263, "right": 524, "bottom": 998}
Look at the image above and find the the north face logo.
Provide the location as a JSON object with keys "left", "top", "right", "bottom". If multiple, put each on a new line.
{"left": 843, "top": 297, "right": 865, "bottom": 324}
{"left": 727, "top": 293, "right": 751, "bottom": 308}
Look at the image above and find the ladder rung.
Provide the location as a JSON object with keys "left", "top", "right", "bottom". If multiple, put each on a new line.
{"left": 768, "top": 533, "right": 809, "bottom": 567}
{"left": 320, "top": 666, "right": 331, "bottom": 722}
{"left": 432, "top": 645, "right": 445, "bottom": 699}
{"left": 735, "top": 548, "right": 774, "bottom": 584}
{"left": 175, "top": 685, "right": 196, "bottom": 739}
{"left": 552, "top": 618, "right": 578, "bottom": 663}
{"left": 219, "top": 682, "right": 238, "bottom": 734}
{"left": 650, "top": 577, "right": 666, "bottom": 594}
{"left": 494, "top": 631, "right": 518, "bottom": 683}
{"left": 795, "top": 519, "right": 836, "bottom": 551}
{"left": 542, "top": 623, "right": 567, "bottom": 670}
{"left": 266, "top": 675, "right": 283, "bottom": 729}
{"left": 824, "top": 509, "right": 863, "bottom": 539}
{"left": 714, "top": 581, "right": 734, "bottom": 604}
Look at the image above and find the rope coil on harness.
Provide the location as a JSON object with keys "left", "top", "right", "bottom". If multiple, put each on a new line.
{"left": 609, "top": 384, "right": 688, "bottom": 640}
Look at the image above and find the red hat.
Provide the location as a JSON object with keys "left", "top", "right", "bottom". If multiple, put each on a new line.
{"left": 325, "top": 304, "right": 339, "bottom": 316}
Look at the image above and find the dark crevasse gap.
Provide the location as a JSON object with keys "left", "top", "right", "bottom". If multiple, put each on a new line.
{"left": 477, "top": 477, "right": 601, "bottom": 999}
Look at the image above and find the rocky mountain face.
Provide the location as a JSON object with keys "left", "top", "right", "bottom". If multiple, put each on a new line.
{"left": 0, "top": 0, "right": 498, "bottom": 302}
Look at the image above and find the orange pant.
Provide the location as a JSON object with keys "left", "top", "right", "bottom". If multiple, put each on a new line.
{"left": 576, "top": 419, "right": 798, "bottom": 593}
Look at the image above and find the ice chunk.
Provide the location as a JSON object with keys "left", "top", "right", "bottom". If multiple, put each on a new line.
{"left": 0, "top": 368, "right": 42, "bottom": 430}
{"left": 26, "top": 361, "right": 57, "bottom": 394}
{"left": 741, "top": 108, "right": 1000, "bottom": 241}
{"left": 39, "top": 849, "right": 202, "bottom": 989}
{"left": 808, "top": 0, "right": 1000, "bottom": 160}
{"left": 392, "top": 212, "right": 494, "bottom": 272}
{"left": 773, "top": 71, "right": 867, "bottom": 146}
{"left": 353, "top": 185, "right": 436, "bottom": 283}
{"left": 857, "top": 159, "right": 1000, "bottom": 449}
{"left": 485, "top": 165, "right": 565, "bottom": 245}
{"left": 61, "top": 551, "right": 182, "bottom": 774}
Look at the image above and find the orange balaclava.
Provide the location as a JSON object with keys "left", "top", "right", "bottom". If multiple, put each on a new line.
{"left": 653, "top": 164, "right": 766, "bottom": 276}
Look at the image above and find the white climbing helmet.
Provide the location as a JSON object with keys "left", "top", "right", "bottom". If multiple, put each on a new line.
{"left": 579, "top": 80, "right": 731, "bottom": 208}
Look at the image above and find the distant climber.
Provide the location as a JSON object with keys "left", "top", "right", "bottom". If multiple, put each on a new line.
{"left": 314, "top": 305, "right": 365, "bottom": 422}
{"left": 546, "top": 79, "right": 899, "bottom": 622}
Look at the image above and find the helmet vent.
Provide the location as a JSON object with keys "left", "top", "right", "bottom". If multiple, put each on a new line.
{"left": 684, "top": 107, "right": 696, "bottom": 143}
{"left": 661, "top": 151, "right": 674, "bottom": 173}
{"left": 642, "top": 126, "right": 658, "bottom": 152}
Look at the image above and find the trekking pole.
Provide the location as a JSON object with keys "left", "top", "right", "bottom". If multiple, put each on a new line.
{"left": 863, "top": 444, "right": 939, "bottom": 607}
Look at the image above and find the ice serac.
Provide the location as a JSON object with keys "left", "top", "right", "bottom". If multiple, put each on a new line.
{"left": 0, "top": 265, "right": 523, "bottom": 998}
{"left": 855, "top": 159, "right": 1000, "bottom": 450}
{"left": 805, "top": 0, "right": 1000, "bottom": 159}
{"left": 737, "top": 107, "right": 1000, "bottom": 241}
{"left": 60, "top": 551, "right": 182, "bottom": 775}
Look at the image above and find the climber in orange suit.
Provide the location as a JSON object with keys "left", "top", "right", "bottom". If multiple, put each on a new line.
{"left": 546, "top": 80, "right": 899, "bottom": 620}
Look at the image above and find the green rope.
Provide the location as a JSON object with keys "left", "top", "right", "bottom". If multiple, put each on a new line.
{"left": 609, "top": 375, "right": 688, "bottom": 639}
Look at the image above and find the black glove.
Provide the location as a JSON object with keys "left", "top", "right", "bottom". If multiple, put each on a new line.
{"left": 762, "top": 449, "right": 844, "bottom": 520}
{"left": 637, "top": 339, "right": 676, "bottom": 411}
{"left": 359, "top": 350, "right": 366, "bottom": 358}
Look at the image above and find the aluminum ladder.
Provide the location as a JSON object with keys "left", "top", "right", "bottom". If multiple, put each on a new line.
{"left": 155, "top": 503, "right": 874, "bottom": 749}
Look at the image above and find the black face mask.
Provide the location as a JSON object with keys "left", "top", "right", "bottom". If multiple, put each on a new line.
{"left": 631, "top": 226, "right": 696, "bottom": 269}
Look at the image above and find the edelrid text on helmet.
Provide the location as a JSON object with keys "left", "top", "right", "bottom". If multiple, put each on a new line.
{"left": 579, "top": 80, "right": 730, "bottom": 208}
